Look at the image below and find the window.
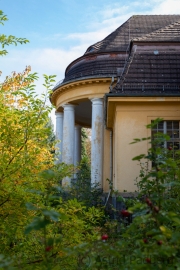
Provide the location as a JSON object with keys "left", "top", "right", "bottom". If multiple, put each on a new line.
{"left": 152, "top": 120, "right": 180, "bottom": 150}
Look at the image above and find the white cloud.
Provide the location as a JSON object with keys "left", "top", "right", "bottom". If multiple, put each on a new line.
{"left": 64, "top": 0, "right": 180, "bottom": 54}
{"left": 98, "top": 5, "right": 129, "bottom": 19}
{"left": 151, "top": 0, "right": 180, "bottom": 14}
{"left": 1, "top": 47, "right": 82, "bottom": 86}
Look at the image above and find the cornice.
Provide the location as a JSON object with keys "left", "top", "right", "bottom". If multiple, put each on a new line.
{"left": 51, "top": 77, "right": 111, "bottom": 105}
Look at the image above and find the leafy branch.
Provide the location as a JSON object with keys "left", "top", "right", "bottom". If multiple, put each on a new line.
{"left": 0, "top": 10, "right": 29, "bottom": 56}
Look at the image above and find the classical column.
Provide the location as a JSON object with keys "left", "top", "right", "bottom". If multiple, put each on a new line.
{"left": 91, "top": 98, "right": 104, "bottom": 187}
{"left": 62, "top": 104, "right": 76, "bottom": 185}
{"left": 62, "top": 104, "right": 76, "bottom": 164}
{"left": 74, "top": 125, "right": 82, "bottom": 166}
{"left": 55, "top": 111, "right": 63, "bottom": 163}
{"left": 73, "top": 125, "right": 82, "bottom": 179}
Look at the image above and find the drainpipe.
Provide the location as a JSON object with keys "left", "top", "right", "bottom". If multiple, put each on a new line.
{"left": 109, "top": 129, "right": 113, "bottom": 183}
{"left": 104, "top": 128, "right": 113, "bottom": 207}
{"left": 103, "top": 93, "right": 113, "bottom": 206}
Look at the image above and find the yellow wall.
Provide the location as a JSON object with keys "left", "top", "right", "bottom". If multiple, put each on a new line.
{"left": 107, "top": 97, "right": 180, "bottom": 192}
{"left": 52, "top": 79, "right": 180, "bottom": 193}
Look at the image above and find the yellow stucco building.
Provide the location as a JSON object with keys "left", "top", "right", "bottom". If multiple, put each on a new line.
{"left": 51, "top": 15, "right": 180, "bottom": 192}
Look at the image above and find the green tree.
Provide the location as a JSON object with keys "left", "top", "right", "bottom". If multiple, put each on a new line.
{"left": 0, "top": 68, "right": 57, "bottom": 259}
{"left": 0, "top": 10, "right": 105, "bottom": 270}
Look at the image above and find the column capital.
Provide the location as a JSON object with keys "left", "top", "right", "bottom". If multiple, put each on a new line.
{"left": 62, "top": 103, "right": 77, "bottom": 111}
{"left": 90, "top": 98, "right": 103, "bottom": 105}
{"left": 55, "top": 111, "right": 63, "bottom": 117}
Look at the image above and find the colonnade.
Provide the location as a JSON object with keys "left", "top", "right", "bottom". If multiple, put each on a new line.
{"left": 55, "top": 98, "right": 104, "bottom": 186}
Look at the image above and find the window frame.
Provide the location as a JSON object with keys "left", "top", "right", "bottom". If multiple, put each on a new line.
{"left": 151, "top": 120, "right": 180, "bottom": 150}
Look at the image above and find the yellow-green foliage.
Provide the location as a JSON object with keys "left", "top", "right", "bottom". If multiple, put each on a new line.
{"left": 58, "top": 199, "right": 104, "bottom": 245}
{"left": 0, "top": 68, "right": 57, "bottom": 262}
{"left": 0, "top": 10, "right": 107, "bottom": 269}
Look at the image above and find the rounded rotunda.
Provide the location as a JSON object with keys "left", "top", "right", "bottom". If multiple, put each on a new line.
{"left": 51, "top": 15, "right": 180, "bottom": 192}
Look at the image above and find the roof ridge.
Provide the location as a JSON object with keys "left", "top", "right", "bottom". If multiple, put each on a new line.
{"left": 84, "top": 17, "right": 132, "bottom": 54}
{"left": 84, "top": 15, "right": 180, "bottom": 54}
{"left": 102, "top": 17, "right": 132, "bottom": 51}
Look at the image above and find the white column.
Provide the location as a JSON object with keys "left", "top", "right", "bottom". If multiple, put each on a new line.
{"left": 55, "top": 111, "right": 63, "bottom": 163}
{"left": 74, "top": 125, "right": 82, "bottom": 166}
{"left": 62, "top": 104, "right": 76, "bottom": 185}
{"left": 62, "top": 104, "right": 76, "bottom": 164}
{"left": 91, "top": 98, "right": 104, "bottom": 187}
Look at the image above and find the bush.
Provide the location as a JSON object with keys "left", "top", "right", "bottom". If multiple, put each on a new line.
{"left": 67, "top": 119, "right": 180, "bottom": 270}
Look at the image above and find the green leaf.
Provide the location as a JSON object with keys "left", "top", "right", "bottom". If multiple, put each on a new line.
{"left": 130, "top": 138, "right": 141, "bottom": 144}
{"left": 24, "top": 217, "right": 51, "bottom": 234}
{"left": 171, "top": 217, "right": 180, "bottom": 226}
{"left": 25, "top": 202, "right": 38, "bottom": 211}
{"left": 160, "top": 226, "right": 172, "bottom": 238}
{"left": 117, "top": 196, "right": 125, "bottom": 202}
{"left": 132, "top": 154, "right": 146, "bottom": 161}
{"left": 39, "top": 169, "right": 56, "bottom": 180}
{"left": 42, "top": 209, "right": 60, "bottom": 222}
{"left": 146, "top": 118, "right": 164, "bottom": 128}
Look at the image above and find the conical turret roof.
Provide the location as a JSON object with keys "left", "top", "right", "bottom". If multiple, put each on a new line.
{"left": 85, "top": 15, "right": 180, "bottom": 54}
{"left": 53, "top": 15, "right": 180, "bottom": 89}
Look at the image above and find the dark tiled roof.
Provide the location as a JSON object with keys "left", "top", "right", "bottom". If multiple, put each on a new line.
{"left": 63, "top": 54, "right": 126, "bottom": 83}
{"left": 85, "top": 15, "right": 180, "bottom": 54}
{"left": 53, "top": 15, "right": 180, "bottom": 89}
{"left": 133, "top": 20, "right": 180, "bottom": 42}
{"left": 112, "top": 49, "right": 180, "bottom": 94}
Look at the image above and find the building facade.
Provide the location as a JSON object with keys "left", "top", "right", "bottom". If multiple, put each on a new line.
{"left": 51, "top": 15, "right": 180, "bottom": 192}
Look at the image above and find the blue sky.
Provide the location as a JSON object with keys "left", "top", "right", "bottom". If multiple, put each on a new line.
{"left": 1, "top": 0, "right": 180, "bottom": 84}
{"left": 1, "top": 0, "right": 180, "bottom": 122}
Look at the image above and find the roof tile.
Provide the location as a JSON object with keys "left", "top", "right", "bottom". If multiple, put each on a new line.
{"left": 85, "top": 15, "right": 180, "bottom": 54}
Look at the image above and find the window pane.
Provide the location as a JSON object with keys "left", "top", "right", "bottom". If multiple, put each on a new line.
{"left": 152, "top": 121, "right": 158, "bottom": 130}
{"left": 151, "top": 131, "right": 157, "bottom": 138}
{"left": 173, "top": 121, "right": 179, "bottom": 129}
{"left": 173, "top": 130, "right": 179, "bottom": 138}
{"left": 167, "top": 141, "right": 173, "bottom": 148}
{"left": 174, "top": 142, "right": 180, "bottom": 150}
{"left": 167, "top": 121, "right": 173, "bottom": 129}
{"left": 152, "top": 121, "right": 180, "bottom": 167}
{"left": 167, "top": 131, "right": 173, "bottom": 138}
{"left": 157, "top": 121, "right": 164, "bottom": 129}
